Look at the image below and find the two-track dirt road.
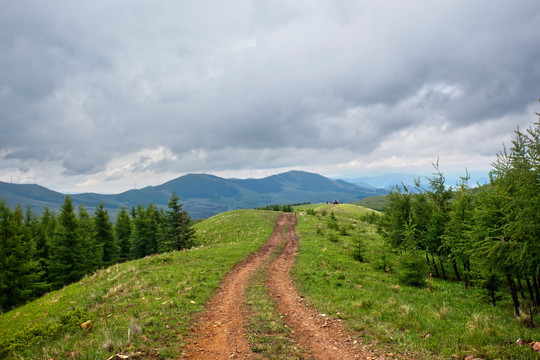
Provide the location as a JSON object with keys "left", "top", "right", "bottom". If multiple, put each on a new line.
{"left": 182, "top": 213, "right": 385, "bottom": 359}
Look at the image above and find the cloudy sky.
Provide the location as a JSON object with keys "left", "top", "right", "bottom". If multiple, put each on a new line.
{"left": 1, "top": 1, "right": 539, "bottom": 193}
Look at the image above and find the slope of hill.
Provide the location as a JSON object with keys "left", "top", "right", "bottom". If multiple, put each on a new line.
{"left": 2, "top": 206, "right": 538, "bottom": 359}
{"left": 0, "top": 210, "right": 281, "bottom": 359}
{"left": 352, "top": 195, "right": 389, "bottom": 212}
{"left": 0, "top": 170, "right": 387, "bottom": 219}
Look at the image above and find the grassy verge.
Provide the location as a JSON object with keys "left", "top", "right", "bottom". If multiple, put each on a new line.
{"left": 0, "top": 209, "right": 279, "bottom": 359}
{"left": 292, "top": 204, "right": 540, "bottom": 359}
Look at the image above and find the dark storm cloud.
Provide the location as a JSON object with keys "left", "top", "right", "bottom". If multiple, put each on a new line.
{"left": 1, "top": 0, "right": 539, "bottom": 191}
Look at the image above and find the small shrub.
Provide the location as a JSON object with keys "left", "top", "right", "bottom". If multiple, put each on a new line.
{"left": 327, "top": 233, "right": 339, "bottom": 243}
{"left": 475, "top": 272, "right": 503, "bottom": 306}
{"left": 327, "top": 218, "right": 339, "bottom": 231}
{"left": 398, "top": 254, "right": 427, "bottom": 288}
{"left": 373, "top": 250, "right": 391, "bottom": 273}
{"left": 351, "top": 237, "right": 366, "bottom": 262}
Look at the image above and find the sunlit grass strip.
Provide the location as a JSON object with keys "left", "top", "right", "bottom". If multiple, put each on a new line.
{"left": 291, "top": 205, "right": 540, "bottom": 359}
{"left": 0, "top": 210, "right": 280, "bottom": 359}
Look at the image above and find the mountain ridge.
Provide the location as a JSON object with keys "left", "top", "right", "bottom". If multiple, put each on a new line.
{"left": 0, "top": 170, "right": 387, "bottom": 219}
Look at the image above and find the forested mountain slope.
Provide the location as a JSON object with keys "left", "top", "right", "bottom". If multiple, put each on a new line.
{"left": 0, "top": 170, "right": 387, "bottom": 219}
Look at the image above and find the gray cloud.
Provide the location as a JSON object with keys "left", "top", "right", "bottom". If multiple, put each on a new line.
{"left": 1, "top": 0, "right": 539, "bottom": 192}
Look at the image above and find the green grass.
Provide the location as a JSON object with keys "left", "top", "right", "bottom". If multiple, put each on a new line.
{"left": 0, "top": 209, "right": 280, "bottom": 359}
{"left": 353, "top": 195, "right": 389, "bottom": 212}
{"left": 2, "top": 205, "right": 539, "bottom": 359}
{"left": 292, "top": 204, "right": 540, "bottom": 360}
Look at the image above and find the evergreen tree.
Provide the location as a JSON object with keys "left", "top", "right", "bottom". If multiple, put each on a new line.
{"left": 158, "top": 193, "right": 195, "bottom": 252}
{"left": 94, "top": 202, "right": 118, "bottom": 266}
{"left": 380, "top": 184, "right": 412, "bottom": 251}
{"left": 131, "top": 203, "right": 160, "bottom": 259}
{"left": 471, "top": 121, "right": 540, "bottom": 316}
{"left": 443, "top": 172, "right": 474, "bottom": 287}
{"left": 48, "top": 195, "right": 85, "bottom": 289}
{"left": 115, "top": 207, "right": 132, "bottom": 262}
{"left": 78, "top": 204, "right": 101, "bottom": 272}
{"left": 0, "top": 201, "right": 42, "bottom": 311}
{"left": 425, "top": 162, "right": 453, "bottom": 280}
{"left": 36, "top": 207, "right": 55, "bottom": 287}
{"left": 21, "top": 206, "right": 49, "bottom": 297}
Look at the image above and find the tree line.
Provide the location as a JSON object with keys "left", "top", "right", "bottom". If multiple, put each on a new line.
{"left": 380, "top": 120, "right": 539, "bottom": 321}
{"left": 0, "top": 192, "right": 195, "bottom": 312}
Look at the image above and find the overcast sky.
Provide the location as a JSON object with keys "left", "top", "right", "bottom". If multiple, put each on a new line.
{"left": 1, "top": 1, "right": 539, "bottom": 193}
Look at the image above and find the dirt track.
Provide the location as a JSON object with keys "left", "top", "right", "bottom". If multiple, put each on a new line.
{"left": 266, "top": 214, "right": 384, "bottom": 360}
{"left": 182, "top": 213, "right": 384, "bottom": 359}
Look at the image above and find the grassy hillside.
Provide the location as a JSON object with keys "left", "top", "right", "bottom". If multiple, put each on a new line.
{"left": 2, "top": 205, "right": 538, "bottom": 359}
{"left": 352, "top": 195, "right": 388, "bottom": 212}
{"left": 292, "top": 204, "right": 540, "bottom": 359}
{"left": 0, "top": 210, "right": 280, "bottom": 359}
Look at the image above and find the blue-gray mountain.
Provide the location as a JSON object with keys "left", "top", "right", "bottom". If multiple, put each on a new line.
{"left": 343, "top": 171, "right": 490, "bottom": 190}
{"left": 0, "top": 171, "right": 387, "bottom": 219}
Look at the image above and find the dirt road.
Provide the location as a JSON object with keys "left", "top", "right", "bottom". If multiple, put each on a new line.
{"left": 182, "top": 212, "right": 384, "bottom": 359}
{"left": 266, "top": 214, "right": 384, "bottom": 360}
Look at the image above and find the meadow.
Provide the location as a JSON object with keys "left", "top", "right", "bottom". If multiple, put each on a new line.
{"left": 292, "top": 203, "right": 540, "bottom": 359}
{"left": 0, "top": 204, "right": 538, "bottom": 359}
{"left": 0, "top": 210, "right": 279, "bottom": 359}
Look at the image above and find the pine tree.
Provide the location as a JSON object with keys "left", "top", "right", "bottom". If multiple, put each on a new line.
{"left": 158, "top": 193, "right": 195, "bottom": 252}
{"left": 94, "top": 202, "right": 118, "bottom": 267}
{"left": 443, "top": 172, "right": 474, "bottom": 287}
{"left": 48, "top": 195, "right": 85, "bottom": 289}
{"left": 131, "top": 203, "right": 160, "bottom": 259}
{"left": 36, "top": 207, "right": 55, "bottom": 288}
{"left": 0, "top": 201, "right": 42, "bottom": 311}
{"left": 78, "top": 204, "right": 102, "bottom": 272}
{"left": 380, "top": 184, "right": 412, "bottom": 251}
{"left": 410, "top": 186, "right": 435, "bottom": 273}
{"left": 22, "top": 206, "right": 48, "bottom": 297}
{"left": 471, "top": 120, "right": 540, "bottom": 316}
{"left": 425, "top": 162, "right": 453, "bottom": 280}
{"left": 115, "top": 207, "right": 132, "bottom": 262}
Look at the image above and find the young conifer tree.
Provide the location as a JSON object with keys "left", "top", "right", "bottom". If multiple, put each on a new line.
{"left": 0, "top": 202, "right": 42, "bottom": 311}
{"left": 115, "top": 207, "right": 132, "bottom": 262}
{"left": 131, "top": 203, "right": 160, "bottom": 259}
{"left": 94, "top": 202, "right": 118, "bottom": 267}
{"left": 471, "top": 120, "right": 540, "bottom": 316}
{"left": 159, "top": 192, "right": 195, "bottom": 252}
{"left": 48, "top": 195, "right": 85, "bottom": 289}
{"left": 78, "top": 204, "right": 101, "bottom": 272}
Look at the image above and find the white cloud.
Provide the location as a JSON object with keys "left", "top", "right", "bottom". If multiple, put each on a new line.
{"left": 1, "top": 0, "right": 539, "bottom": 192}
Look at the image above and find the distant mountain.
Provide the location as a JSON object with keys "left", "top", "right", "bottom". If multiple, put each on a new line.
{"left": 344, "top": 171, "right": 490, "bottom": 190}
{"left": 0, "top": 170, "right": 388, "bottom": 219}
